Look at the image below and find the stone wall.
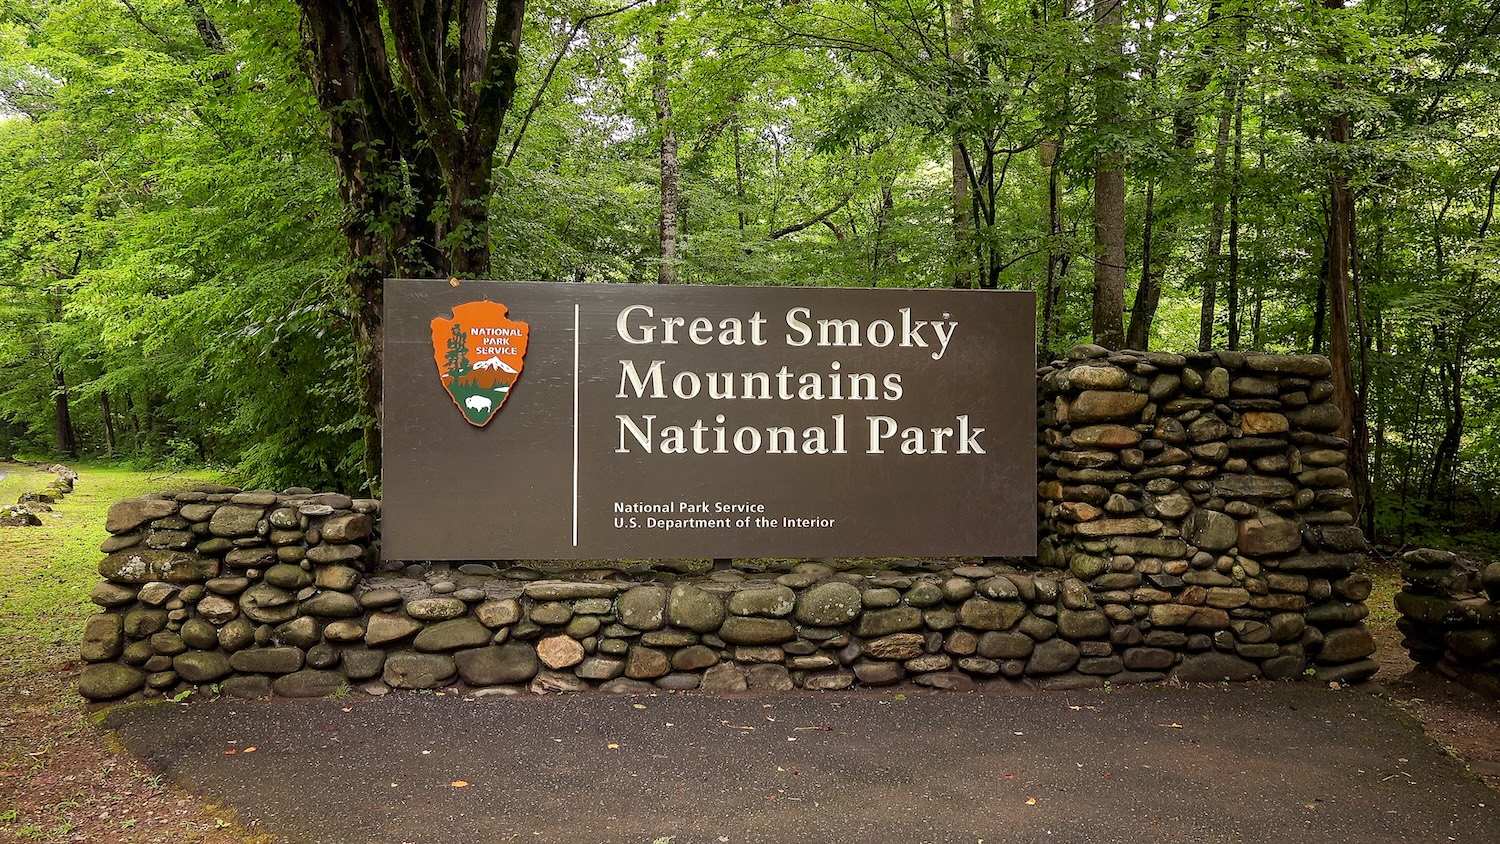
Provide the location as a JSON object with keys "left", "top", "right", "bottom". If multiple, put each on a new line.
{"left": 1395, "top": 548, "right": 1500, "bottom": 698}
{"left": 1, "top": 463, "right": 77, "bottom": 526}
{"left": 1037, "top": 346, "right": 1376, "bottom": 684}
{"left": 76, "top": 346, "right": 1378, "bottom": 702}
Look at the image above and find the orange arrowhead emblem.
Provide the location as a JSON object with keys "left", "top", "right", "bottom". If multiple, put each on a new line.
{"left": 430, "top": 301, "right": 530, "bottom": 427}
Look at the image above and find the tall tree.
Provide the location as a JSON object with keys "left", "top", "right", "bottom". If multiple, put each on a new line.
{"left": 653, "top": 7, "right": 680, "bottom": 284}
{"left": 1090, "top": 0, "right": 1126, "bottom": 348}
{"left": 1323, "top": 0, "right": 1357, "bottom": 506}
{"left": 293, "top": 0, "right": 528, "bottom": 489}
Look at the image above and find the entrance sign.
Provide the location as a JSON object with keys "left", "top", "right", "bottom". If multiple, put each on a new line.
{"left": 382, "top": 280, "right": 1035, "bottom": 560}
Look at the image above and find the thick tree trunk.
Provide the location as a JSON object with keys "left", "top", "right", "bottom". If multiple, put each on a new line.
{"left": 1090, "top": 0, "right": 1126, "bottom": 349}
{"left": 447, "top": 153, "right": 496, "bottom": 276}
{"left": 297, "top": 0, "right": 410, "bottom": 492}
{"left": 296, "top": 0, "right": 527, "bottom": 492}
{"left": 654, "top": 22, "right": 679, "bottom": 284}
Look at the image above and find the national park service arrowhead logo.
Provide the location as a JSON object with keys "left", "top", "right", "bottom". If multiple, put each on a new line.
{"left": 430, "top": 301, "right": 530, "bottom": 427}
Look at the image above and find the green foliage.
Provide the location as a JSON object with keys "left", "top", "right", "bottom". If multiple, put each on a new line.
{"left": 0, "top": 0, "right": 1496, "bottom": 544}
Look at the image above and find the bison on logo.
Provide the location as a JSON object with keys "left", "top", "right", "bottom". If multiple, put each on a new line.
{"left": 430, "top": 301, "right": 530, "bottom": 427}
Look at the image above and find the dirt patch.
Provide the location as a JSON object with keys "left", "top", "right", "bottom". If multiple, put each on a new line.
{"left": 0, "top": 661, "right": 253, "bottom": 844}
{"left": 1370, "top": 624, "right": 1500, "bottom": 794}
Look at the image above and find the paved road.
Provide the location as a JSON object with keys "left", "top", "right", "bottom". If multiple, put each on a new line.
{"left": 107, "top": 684, "right": 1499, "bottom": 844}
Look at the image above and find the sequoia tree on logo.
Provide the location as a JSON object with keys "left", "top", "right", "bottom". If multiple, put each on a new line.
{"left": 429, "top": 301, "right": 530, "bottom": 427}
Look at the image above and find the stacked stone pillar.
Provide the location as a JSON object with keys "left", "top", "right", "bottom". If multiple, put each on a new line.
{"left": 1395, "top": 548, "right": 1500, "bottom": 697}
{"left": 1038, "top": 345, "right": 1377, "bottom": 684}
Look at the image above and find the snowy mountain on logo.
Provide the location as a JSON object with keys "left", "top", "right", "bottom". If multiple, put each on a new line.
{"left": 473, "top": 356, "right": 518, "bottom": 374}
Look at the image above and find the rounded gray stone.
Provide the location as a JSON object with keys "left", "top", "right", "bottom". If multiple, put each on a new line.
{"left": 179, "top": 618, "right": 219, "bottom": 650}
{"left": 272, "top": 669, "right": 346, "bottom": 698}
{"left": 455, "top": 642, "right": 540, "bottom": 685}
{"left": 667, "top": 584, "right": 725, "bottom": 633}
{"left": 405, "top": 598, "right": 467, "bottom": 622}
{"left": 728, "top": 585, "right": 797, "bottom": 618}
{"left": 78, "top": 663, "right": 146, "bottom": 701}
{"left": 230, "top": 646, "right": 306, "bottom": 675}
{"left": 173, "top": 651, "right": 232, "bottom": 683}
{"left": 719, "top": 616, "right": 796, "bottom": 645}
{"left": 1024, "top": 639, "right": 1081, "bottom": 675}
{"left": 414, "top": 619, "right": 493, "bottom": 653}
{"left": 795, "top": 581, "right": 863, "bottom": 626}
{"left": 383, "top": 651, "right": 457, "bottom": 689}
{"left": 340, "top": 647, "right": 387, "bottom": 680}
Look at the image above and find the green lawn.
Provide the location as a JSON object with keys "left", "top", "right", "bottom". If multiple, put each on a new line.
{"left": 0, "top": 463, "right": 223, "bottom": 682}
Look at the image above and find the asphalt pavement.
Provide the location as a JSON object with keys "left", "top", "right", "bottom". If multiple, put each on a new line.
{"left": 106, "top": 683, "right": 1500, "bottom": 844}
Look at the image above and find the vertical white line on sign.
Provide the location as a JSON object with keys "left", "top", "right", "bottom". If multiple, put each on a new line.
{"left": 572, "top": 303, "right": 580, "bottom": 548}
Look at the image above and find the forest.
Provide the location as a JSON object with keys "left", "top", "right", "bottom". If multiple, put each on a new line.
{"left": 0, "top": 0, "right": 1497, "bottom": 551}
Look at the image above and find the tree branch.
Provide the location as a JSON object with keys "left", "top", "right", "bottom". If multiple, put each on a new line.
{"left": 504, "top": 0, "right": 653, "bottom": 167}
{"left": 769, "top": 194, "right": 854, "bottom": 239}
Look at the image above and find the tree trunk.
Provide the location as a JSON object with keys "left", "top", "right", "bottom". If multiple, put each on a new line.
{"left": 951, "top": 141, "right": 973, "bottom": 289}
{"left": 53, "top": 368, "right": 76, "bottom": 458}
{"left": 124, "top": 393, "right": 141, "bottom": 452}
{"left": 296, "top": 0, "right": 414, "bottom": 492}
{"left": 1090, "top": 0, "right": 1126, "bottom": 349}
{"left": 1348, "top": 183, "right": 1375, "bottom": 533}
{"left": 295, "top": 0, "right": 528, "bottom": 492}
{"left": 734, "top": 111, "right": 747, "bottom": 233}
{"left": 654, "top": 21, "right": 679, "bottom": 284}
{"left": 1041, "top": 139, "right": 1064, "bottom": 358}
{"left": 101, "top": 389, "right": 116, "bottom": 458}
{"left": 447, "top": 153, "right": 496, "bottom": 276}
{"left": 1126, "top": 179, "right": 1158, "bottom": 350}
{"left": 1226, "top": 92, "right": 1243, "bottom": 350}
{"left": 1311, "top": 252, "right": 1328, "bottom": 354}
{"left": 874, "top": 185, "right": 896, "bottom": 272}
{"left": 948, "top": 0, "right": 972, "bottom": 289}
{"left": 1325, "top": 0, "right": 1357, "bottom": 463}
{"left": 1197, "top": 100, "right": 1233, "bottom": 350}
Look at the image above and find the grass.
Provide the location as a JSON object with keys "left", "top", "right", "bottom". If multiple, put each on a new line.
{"left": 0, "top": 463, "right": 222, "bottom": 682}
{"left": 1364, "top": 557, "right": 1403, "bottom": 632}
{"left": 0, "top": 462, "right": 251, "bottom": 844}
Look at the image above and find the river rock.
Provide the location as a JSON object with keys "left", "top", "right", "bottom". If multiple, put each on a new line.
{"left": 173, "top": 651, "right": 231, "bottom": 683}
{"left": 617, "top": 585, "right": 668, "bottom": 630}
{"left": 105, "top": 498, "right": 179, "bottom": 533}
{"left": 272, "top": 669, "right": 345, "bottom": 698}
{"left": 455, "top": 643, "right": 539, "bottom": 685}
{"left": 795, "top": 581, "right": 863, "bottom": 626}
{"left": 414, "top": 619, "right": 492, "bottom": 652}
{"left": 536, "top": 635, "right": 586, "bottom": 669}
{"left": 78, "top": 664, "right": 146, "bottom": 700}
{"left": 100, "top": 549, "right": 216, "bottom": 584}
{"left": 667, "top": 584, "right": 725, "bottom": 632}
{"left": 383, "top": 652, "right": 456, "bottom": 689}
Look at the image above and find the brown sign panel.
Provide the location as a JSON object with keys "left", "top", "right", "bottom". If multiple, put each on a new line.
{"left": 382, "top": 280, "right": 1036, "bottom": 560}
